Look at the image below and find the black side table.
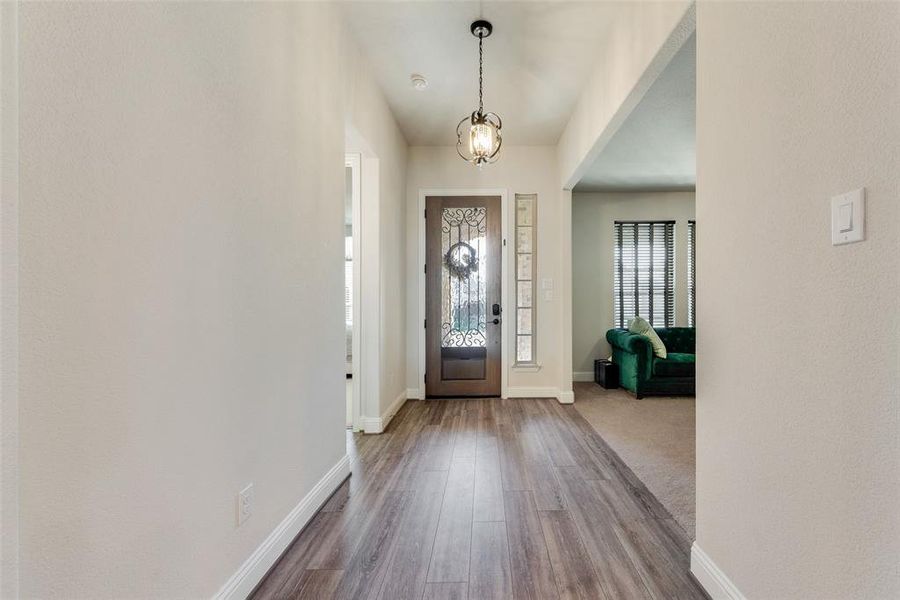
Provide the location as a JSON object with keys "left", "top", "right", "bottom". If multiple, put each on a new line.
{"left": 594, "top": 359, "right": 619, "bottom": 389}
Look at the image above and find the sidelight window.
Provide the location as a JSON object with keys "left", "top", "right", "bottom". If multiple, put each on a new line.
{"left": 515, "top": 194, "right": 537, "bottom": 364}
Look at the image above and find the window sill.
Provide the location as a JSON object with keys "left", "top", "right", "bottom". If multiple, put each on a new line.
{"left": 512, "top": 363, "right": 541, "bottom": 373}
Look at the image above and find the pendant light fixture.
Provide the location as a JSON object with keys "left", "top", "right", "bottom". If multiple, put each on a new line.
{"left": 456, "top": 20, "right": 502, "bottom": 167}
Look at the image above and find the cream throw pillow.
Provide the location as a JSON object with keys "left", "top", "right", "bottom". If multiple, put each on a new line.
{"left": 627, "top": 316, "right": 667, "bottom": 359}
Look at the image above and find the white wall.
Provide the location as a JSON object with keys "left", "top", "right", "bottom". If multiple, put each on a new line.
{"left": 343, "top": 35, "right": 409, "bottom": 425}
{"left": 405, "top": 146, "right": 565, "bottom": 398}
{"left": 11, "top": 3, "right": 406, "bottom": 598}
{"left": 557, "top": 2, "right": 694, "bottom": 188}
{"left": 1, "top": 2, "right": 21, "bottom": 597}
{"left": 572, "top": 192, "right": 694, "bottom": 376}
{"left": 695, "top": 2, "right": 900, "bottom": 598}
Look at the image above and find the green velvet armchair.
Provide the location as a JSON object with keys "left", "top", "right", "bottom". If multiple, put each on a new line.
{"left": 606, "top": 328, "right": 696, "bottom": 398}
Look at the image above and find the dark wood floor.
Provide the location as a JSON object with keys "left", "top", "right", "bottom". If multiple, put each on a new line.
{"left": 252, "top": 398, "right": 707, "bottom": 600}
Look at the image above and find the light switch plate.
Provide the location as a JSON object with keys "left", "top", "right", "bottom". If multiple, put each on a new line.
{"left": 831, "top": 188, "right": 865, "bottom": 245}
{"left": 237, "top": 483, "right": 254, "bottom": 527}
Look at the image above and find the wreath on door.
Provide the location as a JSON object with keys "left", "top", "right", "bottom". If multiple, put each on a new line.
{"left": 444, "top": 241, "right": 479, "bottom": 280}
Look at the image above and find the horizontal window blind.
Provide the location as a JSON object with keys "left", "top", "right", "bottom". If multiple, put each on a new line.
{"left": 613, "top": 221, "right": 675, "bottom": 328}
{"left": 688, "top": 220, "right": 696, "bottom": 327}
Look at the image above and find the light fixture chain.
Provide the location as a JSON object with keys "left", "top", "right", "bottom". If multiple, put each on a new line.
{"left": 478, "top": 34, "right": 484, "bottom": 114}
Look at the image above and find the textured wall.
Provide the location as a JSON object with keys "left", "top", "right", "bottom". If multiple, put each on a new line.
{"left": 15, "top": 3, "right": 391, "bottom": 597}
{"left": 572, "top": 192, "right": 695, "bottom": 375}
{"left": 695, "top": 2, "right": 900, "bottom": 597}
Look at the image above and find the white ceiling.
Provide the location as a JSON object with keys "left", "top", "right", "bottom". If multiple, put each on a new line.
{"left": 574, "top": 33, "right": 696, "bottom": 192}
{"left": 340, "top": 1, "right": 624, "bottom": 146}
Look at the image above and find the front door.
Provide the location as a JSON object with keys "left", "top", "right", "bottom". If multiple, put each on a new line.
{"left": 426, "top": 196, "right": 501, "bottom": 397}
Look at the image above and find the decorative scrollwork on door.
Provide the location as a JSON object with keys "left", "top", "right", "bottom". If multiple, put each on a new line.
{"left": 440, "top": 207, "right": 487, "bottom": 348}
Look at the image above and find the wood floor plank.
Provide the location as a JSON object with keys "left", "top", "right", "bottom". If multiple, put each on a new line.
{"left": 253, "top": 398, "right": 706, "bottom": 600}
{"left": 452, "top": 406, "right": 478, "bottom": 460}
{"left": 554, "top": 401, "right": 682, "bottom": 525}
{"left": 473, "top": 442, "right": 506, "bottom": 522}
{"left": 554, "top": 465, "right": 652, "bottom": 600}
{"left": 475, "top": 399, "right": 500, "bottom": 452}
{"left": 390, "top": 405, "right": 446, "bottom": 491}
{"left": 469, "top": 521, "right": 513, "bottom": 600}
{"left": 514, "top": 405, "right": 552, "bottom": 465}
{"left": 530, "top": 403, "right": 578, "bottom": 467}
{"left": 524, "top": 458, "right": 567, "bottom": 511}
{"left": 539, "top": 401, "right": 612, "bottom": 481}
{"left": 613, "top": 518, "right": 705, "bottom": 600}
{"left": 540, "top": 510, "right": 610, "bottom": 600}
{"left": 420, "top": 420, "right": 454, "bottom": 471}
{"left": 423, "top": 582, "right": 468, "bottom": 600}
{"left": 497, "top": 421, "right": 530, "bottom": 491}
{"left": 295, "top": 569, "right": 344, "bottom": 599}
{"left": 503, "top": 491, "right": 560, "bottom": 599}
{"left": 249, "top": 512, "right": 340, "bottom": 599}
{"left": 377, "top": 470, "right": 448, "bottom": 600}
{"left": 427, "top": 458, "right": 475, "bottom": 583}
{"left": 306, "top": 452, "right": 407, "bottom": 569}
{"left": 332, "top": 489, "right": 413, "bottom": 599}
{"left": 320, "top": 475, "right": 352, "bottom": 513}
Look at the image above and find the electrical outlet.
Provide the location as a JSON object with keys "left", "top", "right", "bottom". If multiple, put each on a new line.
{"left": 237, "top": 483, "right": 253, "bottom": 527}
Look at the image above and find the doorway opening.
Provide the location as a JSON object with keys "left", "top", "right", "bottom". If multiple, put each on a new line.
{"left": 345, "top": 153, "right": 361, "bottom": 429}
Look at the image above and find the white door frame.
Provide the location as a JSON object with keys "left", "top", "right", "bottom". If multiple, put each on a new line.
{"left": 345, "top": 154, "right": 362, "bottom": 431}
{"left": 416, "top": 188, "right": 509, "bottom": 400}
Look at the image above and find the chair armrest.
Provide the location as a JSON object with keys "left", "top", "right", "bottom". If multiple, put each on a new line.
{"left": 607, "top": 329, "right": 654, "bottom": 390}
{"left": 606, "top": 329, "right": 652, "bottom": 357}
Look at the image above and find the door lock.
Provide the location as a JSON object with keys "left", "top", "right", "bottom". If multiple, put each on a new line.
{"left": 491, "top": 303, "right": 501, "bottom": 316}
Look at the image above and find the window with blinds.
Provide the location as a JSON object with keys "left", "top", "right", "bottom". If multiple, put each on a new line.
{"left": 613, "top": 221, "right": 675, "bottom": 328}
{"left": 688, "top": 220, "right": 696, "bottom": 327}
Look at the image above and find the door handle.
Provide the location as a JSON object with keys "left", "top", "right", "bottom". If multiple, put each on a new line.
{"left": 492, "top": 318, "right": 501, "bottom": 325}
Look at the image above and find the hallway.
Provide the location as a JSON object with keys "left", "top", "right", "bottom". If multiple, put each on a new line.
{"left": 252, "top": 398, "right": 706, "bottom": 599}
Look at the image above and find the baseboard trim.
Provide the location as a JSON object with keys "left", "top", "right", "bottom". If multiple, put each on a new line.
{"left": 556, "top": 389, "right": 575, "bottom": 404}
{"left": 572, "top": 371, "right": 594, "bottom": 382}
{"left": 361, "top": 389, "right": 407, "bottom": 434}
{"left": 506, "top": 386, "right": 558, "bottom": 399}
{"left": 690, "top": 542, "right": 746, "bottom": 600}
{"left": 213, "top": 454, "right": 351, "bottom": 600}
{"left": 406, "top": 387, "right": 422, "bottom": 400}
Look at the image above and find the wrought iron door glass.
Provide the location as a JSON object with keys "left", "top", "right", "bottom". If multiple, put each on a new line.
{"left": 441, "top": 207, "right": 487, "bottom": 348}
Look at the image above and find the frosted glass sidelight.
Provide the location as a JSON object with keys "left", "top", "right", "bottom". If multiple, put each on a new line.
{"left": 516, "top": 336, "right": 532, "bottom": 363}
{"left": 514, "top": 194, "right": 537, "bottom": 364}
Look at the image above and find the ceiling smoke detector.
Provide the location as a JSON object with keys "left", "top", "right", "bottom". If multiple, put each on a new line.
{"left": 410, "top": 74, "right": 428, "bottom": 91}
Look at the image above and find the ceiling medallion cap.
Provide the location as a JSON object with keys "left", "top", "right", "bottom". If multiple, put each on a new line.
{"left": 470, "top": 20, "right": 493, "bottom": 38}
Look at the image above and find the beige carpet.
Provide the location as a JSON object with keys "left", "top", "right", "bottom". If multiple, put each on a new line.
{"left": 573, "top": 382, "right": 696, "bottom": 538}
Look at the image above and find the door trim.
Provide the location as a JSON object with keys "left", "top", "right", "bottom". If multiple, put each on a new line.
{"left": 345, "top": 153, "right": 362, "bottom": 431}
{"left": 416, "top": 188, "right": 509, "bottom": 400}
